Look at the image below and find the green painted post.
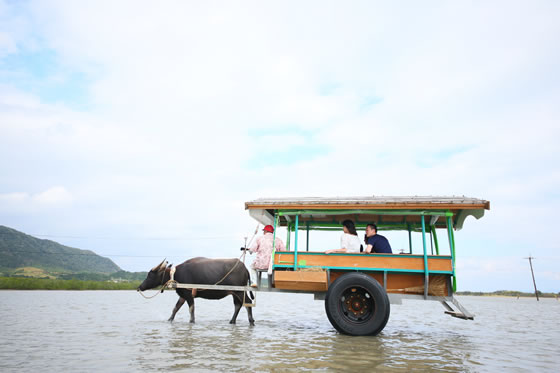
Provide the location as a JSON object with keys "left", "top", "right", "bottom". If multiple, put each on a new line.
{"left": 451, "top": 221, "right": 457, "bottom": 291}
{"left": 272, "top": 212, "right": 278, "bottom": 248}
{"left": 270, "top": 212, "right": 278, "bottom": 272}
{"left": 430, "top": 230, "right": 434, "bottom": 255}
{"left": 408, "top": 223, "right": 412, "bottom": 254}
{"left": 306, "top": 222, "right": 309, "bottom": 251}
{"left": 421, "top": 215, "right": 429, "bottom": 299}
{"left": 286, "top": 222, "right": 291, "bottom": 250}
{"left": 431, "top": 225, "right": 440, "bottom": 255}
{"left": 446, "top": 215, "right": 457, "bottom": 292}
{"left": 294, "top": 215, "right": 299, "bottom": 270}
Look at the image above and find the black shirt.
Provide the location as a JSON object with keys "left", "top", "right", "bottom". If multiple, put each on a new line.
{"left": 366, "top": 234, "right": 392, "bottom": 253}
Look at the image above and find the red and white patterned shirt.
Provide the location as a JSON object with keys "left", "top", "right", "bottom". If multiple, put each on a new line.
{"left": 249, "top": 232, "right": 286, "bottom": 270}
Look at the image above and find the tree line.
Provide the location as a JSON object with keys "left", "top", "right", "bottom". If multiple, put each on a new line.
{"left": 0, "top": 277, "right": 142, "bottom": 290}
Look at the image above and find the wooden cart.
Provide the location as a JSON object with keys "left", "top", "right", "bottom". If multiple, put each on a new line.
{"left": 246, "top": 196, "right": 489, "bottom": 335}
{"left": 168, "top": 196, "right": 489, "bottom": 336}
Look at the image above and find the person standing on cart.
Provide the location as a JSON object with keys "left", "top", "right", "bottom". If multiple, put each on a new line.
{"left": 248, "top": 225, "right": 286, "bottom": 286}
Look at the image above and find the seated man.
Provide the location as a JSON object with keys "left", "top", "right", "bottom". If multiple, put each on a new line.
{"left": 248, "top": 225, "right": 286, "bottom": 286}
{"left": 364, "top": 223, "right": 392, "bottom": 254}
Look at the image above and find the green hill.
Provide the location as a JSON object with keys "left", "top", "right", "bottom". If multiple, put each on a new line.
{"left": 0, "top": 225, "right": 121, "bottom": 274}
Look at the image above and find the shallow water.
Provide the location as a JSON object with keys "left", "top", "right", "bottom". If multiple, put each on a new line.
{"left": 1, "top": 291, "right": 558, "bottom": 372}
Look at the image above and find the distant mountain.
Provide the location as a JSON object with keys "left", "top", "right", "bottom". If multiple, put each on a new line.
{"left": 0, "top": 225, "right": 121, "bottom": 273}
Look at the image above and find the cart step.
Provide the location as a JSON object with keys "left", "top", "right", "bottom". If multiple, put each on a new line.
{"left": 444, "top": 310, "right": 473, "bottom": 320}
{"left": 441, "top": 298, "right": 475, "bottom": 320}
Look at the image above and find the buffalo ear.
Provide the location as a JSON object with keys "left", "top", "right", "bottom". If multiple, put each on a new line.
{"left": 167, "top": 263, "right": 173, "bottom": 268}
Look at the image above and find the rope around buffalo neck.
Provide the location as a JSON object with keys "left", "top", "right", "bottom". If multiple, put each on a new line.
{"left": 138, "top": 267, "right": 176, "bottom": 299}
{"left": 138, "top": 288, "right": 163, "bottom": 299}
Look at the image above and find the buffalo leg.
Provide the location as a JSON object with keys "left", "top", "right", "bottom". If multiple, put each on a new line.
{"left": 245, "top": 292, "right": 255, "bottom": 326}
{"left": 186, "top": 296, "right": 195, "bottom": 323}
{"left": 229, "top": 292, "right": 243, "bottom": 324}
{"left": 168, "top": 297, "right": 186, "bottom": 322}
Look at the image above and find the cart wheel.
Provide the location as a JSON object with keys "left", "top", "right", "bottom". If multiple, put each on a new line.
{"left": 324, "top": 272, "right": 390, "bottom": 336}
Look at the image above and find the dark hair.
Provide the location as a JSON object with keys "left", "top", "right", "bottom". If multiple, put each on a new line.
{"left": 365, "top": 223, "right": 377, "bottom": 246}
{"left": 342, "top": 220, "right": 358, "bottom": 236}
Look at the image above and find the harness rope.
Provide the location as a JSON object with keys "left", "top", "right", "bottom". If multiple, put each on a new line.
{"left": 138, "top": 268, "right": 171, "bottom": 299}
{"left": 138, "top": 290, "right": 163, "bottom": 299}
{"left": 138, "top": 224, "right": 260, "bottom": 306}
{"left": 191, "top": 246, "right": 253, "bottom": 306}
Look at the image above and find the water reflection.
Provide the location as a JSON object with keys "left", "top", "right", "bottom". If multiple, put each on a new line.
{"left": 138, "top": 312, "right": 474, "bottom": 371}
{"left": 1, "top": 291, "right": 559, "bottom": 372}
{"left": 147, "top": 321, "right": 479, "bottom": 372}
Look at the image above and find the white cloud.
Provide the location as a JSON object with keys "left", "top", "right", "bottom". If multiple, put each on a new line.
{"left": 0, "top": 1, "right": 559, "bottom": 288}
{"left": 0, "top": 187, "right": 72, "bottom": 206}
{"left": 0, "top": 192, "right": 28, "bottom": 202}
{"left": 32, "top": 186, "right": 72, "bottom": 204}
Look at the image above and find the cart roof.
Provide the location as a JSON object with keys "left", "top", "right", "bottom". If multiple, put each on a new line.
{"left": 245, "top": 196, "right": 490, "bottom": 231}
{"left": 245, "top": 196, "right": 489, "bottom": 210}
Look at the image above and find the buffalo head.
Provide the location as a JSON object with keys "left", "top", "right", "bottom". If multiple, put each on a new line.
{"left": 137, "top": 259, "right": 169, "bottom": 291}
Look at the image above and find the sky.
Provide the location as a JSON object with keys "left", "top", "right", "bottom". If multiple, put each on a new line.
{"left": 1, "top": 1, "right": 559, "bottom": 292}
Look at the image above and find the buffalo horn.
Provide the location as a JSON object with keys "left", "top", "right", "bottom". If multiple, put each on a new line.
{"left": 151, "top": 258, "right": 167, "bottom": 272}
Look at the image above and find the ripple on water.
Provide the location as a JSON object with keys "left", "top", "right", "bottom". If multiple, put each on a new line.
{"left": 1, "top": 291, "right": 559, "bottom": 372}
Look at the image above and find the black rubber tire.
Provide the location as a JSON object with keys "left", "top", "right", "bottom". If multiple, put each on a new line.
{"left": 324, "top": 272, "right": 390, "bottom": 336}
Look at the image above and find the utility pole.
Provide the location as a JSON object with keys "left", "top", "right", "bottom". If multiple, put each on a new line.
{"left": 525, "top": 256, "right": 539, "bottom": 301}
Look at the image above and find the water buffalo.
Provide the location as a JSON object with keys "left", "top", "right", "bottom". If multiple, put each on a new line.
{"left": 138, "top": 257, "right": 255, "bottom": 325}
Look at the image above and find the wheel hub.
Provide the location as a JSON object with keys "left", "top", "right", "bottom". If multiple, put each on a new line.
{"left": 347, "top": 294, "right": 368, "bottom": 314}
{"left": 340, "top": 287, "right": 374, "bottom": 322}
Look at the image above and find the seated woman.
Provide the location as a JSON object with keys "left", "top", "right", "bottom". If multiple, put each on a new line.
{"left": 326, "top": 220, "right": 362, "bottom": 254}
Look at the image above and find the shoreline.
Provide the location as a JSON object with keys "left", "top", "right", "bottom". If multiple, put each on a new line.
{"left": 1, "top": 277, "right": 557, "bottom": 296}
{"left": 456, "top": 292, "right": 559, "bottom": 299}
{"left": 0, "top": 276, "right": 141, "bottom": 290}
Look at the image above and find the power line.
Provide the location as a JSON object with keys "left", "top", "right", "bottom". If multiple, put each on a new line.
{"left": 0, "top": 232, "right": 240, "bottom": 241}
{"left": 0, "top": 249, "right": 196, "bottom": 258}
